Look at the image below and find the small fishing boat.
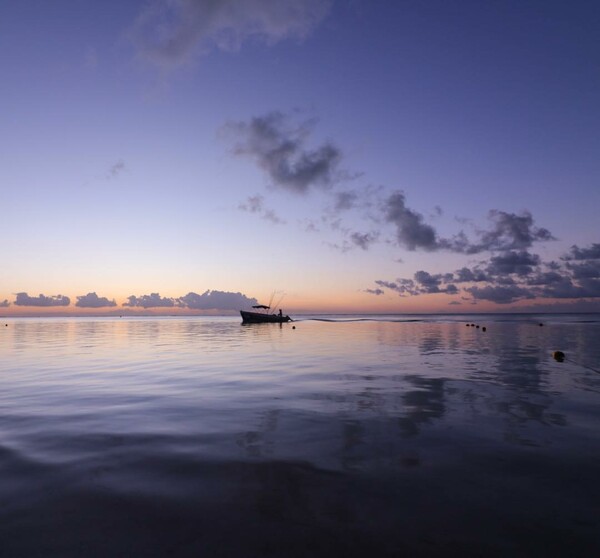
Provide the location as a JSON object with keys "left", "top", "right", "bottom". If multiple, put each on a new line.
{"left": 240, "top": 304, "right": 291, "bottom": 324}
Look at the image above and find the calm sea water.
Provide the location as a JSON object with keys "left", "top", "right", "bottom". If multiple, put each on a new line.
{"left": 1, "top": 314, "right": 599, "bottom": 556}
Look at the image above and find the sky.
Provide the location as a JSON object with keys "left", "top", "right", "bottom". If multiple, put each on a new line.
{"left": 1, "top": 0, "right": 599, "bottom": 315}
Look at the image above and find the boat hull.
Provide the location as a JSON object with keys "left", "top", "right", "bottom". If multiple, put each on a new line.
{"left": 240, "top": 310, "right": 291, "bottom": 324}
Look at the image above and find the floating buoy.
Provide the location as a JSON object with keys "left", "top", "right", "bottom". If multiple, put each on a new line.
{"left": 539, "top": 323, "right": 544, "bottom": 327}
{"left": 476, "top": 325, "right": 480, "bottom": 329}
{"left": 292, "top": 326, "right": 296, "bottom": 329}
{"left": 482, "top": 327, "right": 486, "bottom": 332}
{"left": 553, "top": 351, "right": 565, "bottom": 362}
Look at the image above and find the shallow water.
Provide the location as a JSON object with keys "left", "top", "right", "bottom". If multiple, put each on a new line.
{"left": 1, "top": 315, "right": 599, "bottom": 556}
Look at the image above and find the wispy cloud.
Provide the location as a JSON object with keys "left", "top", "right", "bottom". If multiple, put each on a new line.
{"left": 129, "top": 0, "right": 332, "bottom": 68}
{"left": 224, "top": 111, "right": 342, "bottom": 194}
{"left": 239, "top": 194, "right": 286, "bottom": 224}
{"left": 107, "top": 160, "right": 126, "bottom": 179}
{"left": 75, "top": 292, "right": 117, "bottom": 308}
{"left": 0, "top": 299, "right": 9, "bottom": 308}
{"left": 14, "top": 293, "right": 70, "bottom": 307}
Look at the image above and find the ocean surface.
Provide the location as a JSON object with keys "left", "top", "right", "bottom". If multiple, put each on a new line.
{"left": 1, "top": 314, "right": 599, "bottom": 557}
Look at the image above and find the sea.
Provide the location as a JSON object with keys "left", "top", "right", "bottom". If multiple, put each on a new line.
{"left": 1, "top": 314, "right": 599, "bottom": 557}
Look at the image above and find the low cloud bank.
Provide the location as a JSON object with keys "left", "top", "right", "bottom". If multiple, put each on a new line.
{"left": 14, "top": 293, "right": 71, "bottom": 307}
{"left": 124, "top": 290, "right": 258, "bottom": 310}
{"left": 76, "top": 292, "right": 117, "bottom": 308}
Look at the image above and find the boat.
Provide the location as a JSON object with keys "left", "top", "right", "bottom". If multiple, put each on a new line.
{"left": 240, "top": 304, "right": 291, "bottom": 323}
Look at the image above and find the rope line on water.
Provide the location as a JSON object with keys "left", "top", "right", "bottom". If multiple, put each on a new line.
{"left": 553, "top": 351, "right": 600, "bottom": 374}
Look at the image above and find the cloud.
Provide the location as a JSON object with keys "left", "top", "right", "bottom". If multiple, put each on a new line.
{"left": 107, "top": 160, "right": 125, "bottom": 179}
{"left": 463, "top": 210, "right": 554, "bottom": 254}
{"left": 484, "top": 251, "right": 541, "bottom": 277}
{"left": 122, "top": 290, "right": 259, "bottom": 311}
{"left": 129, "top": 0, "right": 332, "bottom": 68}
{"left": 454, "top": 267, "right": 488, "bottom": 283}
{"left": 383, "top": 191, "right": 441, "bottom": 251}
{"left": 75, "top": 292, "right": 117, "bottom": 308}
{"left": 382, "top": 198, "right": 555, "bottom": 255}
{"left": 333, "top": 190, "right": 358, "bottom": 211}
{"left": 563, "top": 243, "right": 600, "bottom": 261}
{"left": 123, "top": 293, "right": 176, "bottom": 308}
{"left": 379, "top": 271, "right": 458, "bottom": 296}
{"left": 0, "top": 299, "right": 9, "bottom": 307}
{"left": 239, "top": 194, "right": 285, "bottom": 224}
{"left": 349, "top": 231, "right": 379, "bottom": 250}
{"left": 178, "top": 290, "right": 258, "bottom": 310}
{"left": 369, "top": 241, "right": 600, "bottom": 306}
{"left": 225, "top": 111, "right": 342, "bottom": 194}
{"left": 466, "top": 285, "right": 535, "bottom": 304}
{"left": 364, "top": 288, "right": 384, "bottom": 296}
{"left": 14, "top": 293, "right": 70, "bottom": 307}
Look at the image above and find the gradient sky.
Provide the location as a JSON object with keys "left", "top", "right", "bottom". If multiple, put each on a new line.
{"left": 1, "top": 0, "right": 599, "bottom": 315}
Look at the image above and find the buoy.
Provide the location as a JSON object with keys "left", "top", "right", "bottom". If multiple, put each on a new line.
{"left": 482, "top": 327, "right": 486, "bottom": 332}
{"left": 465, "top": 323, "right": 469, "bottom": 327}
{"left": 553, "top": 351, "right": 565, "bottom": 362}
{"left": 292, "top": 326, "right": 296, "bottom": 329}
{"left": 539, "top": 323, "right": 544, "bottom": 327}
{"left": 476, "top": 325, "right": 480, "bottom": 329}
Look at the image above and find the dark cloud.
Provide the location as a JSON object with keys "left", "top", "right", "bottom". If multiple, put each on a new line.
{"left": 239, "top": 194, "right": 285, "bottom": 224}
{"left": 123, "top": 293, "right": 176, "bottom": 308}
{"left": 178, "top": 290, "right": 258, "bottom": 310}
{"left": 370, "top": 240, "right": 600, "bottom": 305}
{"left": 382, "top": 201, "right": 555, "bottom": 255}
{"left": 384, "top": 191, "right": 441, "bottom": 251}
{"left": 466, "top": 285, "right": 535, "bottom": 304}
{"left": 412, "top": 271, "right": 457, "bottom": 295}
{"left": 373, "top": 272, "right": 457, "bottom": 297}
{"left": 75, "top": 292, "right": 117, "bottom": 308}
{"left": 562, "top": 243, "right": 600, "bottom": 261}
{"left": 414, "top": 271, "right": 443, "bottom": 293}
{"left": 15, "top": 293, "right": 70, "bottom": 307}
{"left": 454, "top": 267, "right": 488, "bottom": 283}
{"left": 525, "top": 271, "right": 567, "bottom": 286}
{"left": 485, "top": 251, "right": 541, "bottom": 277}
{"left": 0, "top": 299, "right": 9, "bottom": 307}
{"left": 225, "top": 111, "right": 341, "bottom": 194}
{"left": 464, "top": 210, "right": 554, "bottom": 254}
{"left": 375, "top": 278, "right": 420, "bottom": 296}
{"left": 566, "top": 259, "right": 600, "bottom": 280}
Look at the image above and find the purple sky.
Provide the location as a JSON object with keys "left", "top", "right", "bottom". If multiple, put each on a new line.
{"left": 1, "top": 0, "right": 599, "bottom": 314}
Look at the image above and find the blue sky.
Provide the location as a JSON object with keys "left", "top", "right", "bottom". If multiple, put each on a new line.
{"left": 1, "top": 0, "right": 599, "bottom": 314}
